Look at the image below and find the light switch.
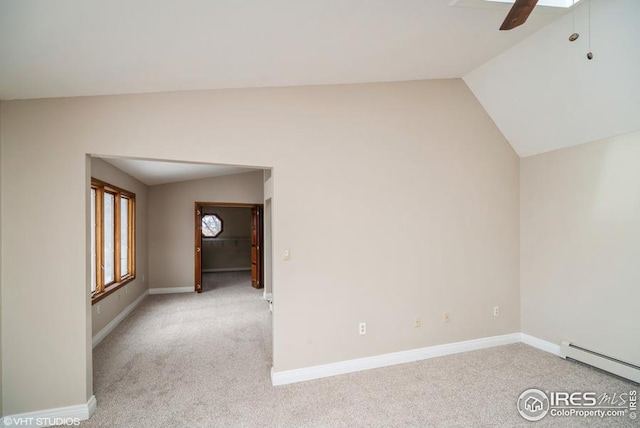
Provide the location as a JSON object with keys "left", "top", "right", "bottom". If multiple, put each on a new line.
{"left": 283, "top": 248, "right": 290, "bottom": 261}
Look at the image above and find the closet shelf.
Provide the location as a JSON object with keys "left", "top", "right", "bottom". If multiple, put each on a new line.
{"left": 202, "top": 237, "right": 250, "bottom": 241}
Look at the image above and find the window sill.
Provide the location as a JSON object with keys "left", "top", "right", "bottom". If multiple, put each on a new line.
{"left": 92, "top": 276, "right": 135, "bottom": 305}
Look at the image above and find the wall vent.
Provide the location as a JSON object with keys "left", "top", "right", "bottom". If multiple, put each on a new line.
{"left": 560, "top": 341, "right": 640, "bottom": 384}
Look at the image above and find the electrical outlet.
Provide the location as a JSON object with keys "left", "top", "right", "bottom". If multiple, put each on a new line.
{"left": 493, "top": 306, "right": 500, "bottom": 317}
{"left": 359, "top": 322, "right": 367, "bottom": 335}
{"left": 97, "top": 304, "right": 101, "bottom": 314}
{"left": 414, "top": 316, "right": 422, "bottom": 328}
{"left": 443, "top": 313, "right": 450, "bottom": 323}
{"left": 283, "top": 248, "right": 291, "bottom": 261}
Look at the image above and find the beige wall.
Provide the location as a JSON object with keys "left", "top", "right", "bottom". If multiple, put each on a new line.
{"left": 520, "top": 131, "right": 640, "bottom": 365}
{"left": 201, "top": 206, "right": 252, "bottom": 271}
{"left": 264, "top": 172, "right": 273, "bottom": 295}
{"left": 148, "top": 171, "right": 263, "bottom": 289}
{"left": 0, "top": 104, "right": 3, "bottom": 415}
{"left": 0, "top": 79, "right": 519, "bottom": 415}
{"left": 264, "top": 197, "right": 273, "bottom": 296}
{"left": 90, "top": 158, "right": 149, "bottom": 336}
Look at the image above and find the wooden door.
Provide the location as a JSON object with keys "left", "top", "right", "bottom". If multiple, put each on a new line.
{"left": 251, "top": 206, "right": 263, "bottom": 289}
{"left": 194, "top": 204, "right": 203, "bottom": 293}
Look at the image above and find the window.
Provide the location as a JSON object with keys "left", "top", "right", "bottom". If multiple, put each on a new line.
{"left": 202, "top": 214, "right": 223, "bottom": 238}
{"left": 91, "top": 179, "right": 136, "bottom": 303}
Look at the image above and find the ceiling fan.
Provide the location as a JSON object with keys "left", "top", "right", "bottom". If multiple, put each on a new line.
{"left": 500, "top": 0, "right": 539, "bottom": 30}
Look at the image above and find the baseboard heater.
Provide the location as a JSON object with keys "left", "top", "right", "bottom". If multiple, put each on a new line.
{"left": 560, "top": 341, "right": 640, "bottom": 384}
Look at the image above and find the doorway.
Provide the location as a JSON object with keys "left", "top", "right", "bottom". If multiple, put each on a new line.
{"left": 194, "top": 202, "right": 263, "bottom": 293}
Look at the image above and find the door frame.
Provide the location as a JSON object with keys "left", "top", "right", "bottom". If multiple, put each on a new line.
{"left": 194, "top": 202, "right": 264, "bottom": 293}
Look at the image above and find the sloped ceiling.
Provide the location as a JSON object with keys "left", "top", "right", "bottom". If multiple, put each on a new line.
{"left": 101, "top": 157, "right": 259, "bottom": 186}
{"left": 464, "top": 0, "right": 640, "bottom": 157}
{"left": 1, "top": 0, "right": 636, "bottom": 157}
{"left": 0, "top": 0, "right": 563, "bottom": 100}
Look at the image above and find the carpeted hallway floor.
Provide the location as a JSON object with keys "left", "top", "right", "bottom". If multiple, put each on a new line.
{"left": 84, "top": 272, "right": 637, "bottom": 427}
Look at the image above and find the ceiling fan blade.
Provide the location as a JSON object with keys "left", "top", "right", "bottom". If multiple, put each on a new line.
{"left": 500, "top": 0, "right": 539, "bottom": 31}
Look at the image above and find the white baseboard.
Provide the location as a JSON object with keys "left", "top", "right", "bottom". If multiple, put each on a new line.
{"left": 2, "top": 395, "right": 96, "bottom": 427}
{"left": 263, "top": 291, "right": 273, "bottom": 300}
{"left": 520, "top": 333, "right": 562, "bottom": 356}
{"left": 87, "top": 395, "right": 97, "bottom": 419}
{"left": 93, "top": 292, "right": 148, "bottom": 348}
{"left": 202, "top": 267, "right": 251, "bottom": 273}
{"left": 271, "top": 333, "right": 521, "bottom": 386}
{"left": 4, "top": 333, "right": 564, "bottom": 422}
{"left": 148, "top": 286, "right": 193, "bottom": 295}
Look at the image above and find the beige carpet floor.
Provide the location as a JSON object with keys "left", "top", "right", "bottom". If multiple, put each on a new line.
{"left": 84, "top": 272, "right": 637, "bottom": 427}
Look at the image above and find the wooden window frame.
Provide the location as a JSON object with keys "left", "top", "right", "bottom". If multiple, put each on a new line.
{"left": 91, "top": 178, "right": 136, "bottom": 304}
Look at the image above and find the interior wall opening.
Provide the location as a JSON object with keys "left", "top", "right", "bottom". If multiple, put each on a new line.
{"left": 87, "top": 154, "right": 274, "bottom": 415}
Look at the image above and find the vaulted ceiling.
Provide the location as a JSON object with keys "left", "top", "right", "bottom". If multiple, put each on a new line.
{"left": 1, "top": 0, "right": 637, "bottom": 158}
{"left": 101, "top": 157, "right": 259, "bottom": 186}
{"left": 465, "top": 0, "right": 640, "bottom": 156}
{"left": 0, "top": 0, "right": 565, "bottom": 100}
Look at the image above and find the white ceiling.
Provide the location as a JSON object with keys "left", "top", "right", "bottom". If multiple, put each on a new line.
{"left": 0, "top": 0, "right": 568, "bottom": 100}
{"left": 3, "top": 0, "right": 631, "bottom": 158}
{"left": 464, "top": 0, "right": 640, "bottom": 156}
{"left": 101, "top": 157, "right": 259, "bottom": 186}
